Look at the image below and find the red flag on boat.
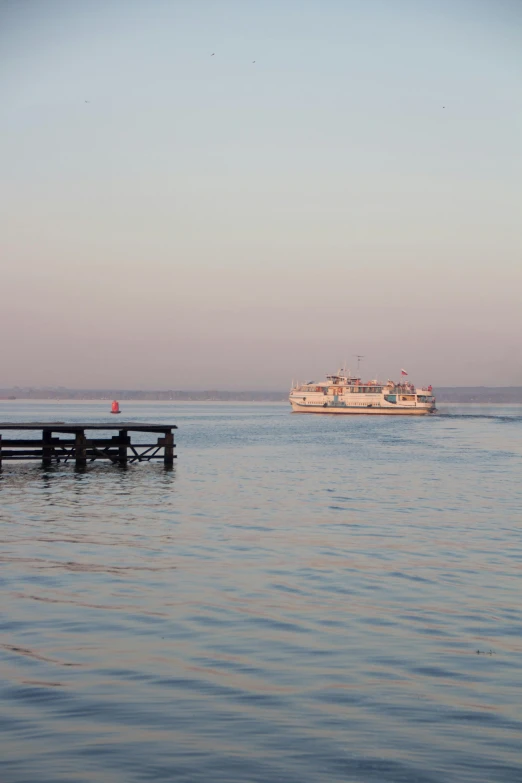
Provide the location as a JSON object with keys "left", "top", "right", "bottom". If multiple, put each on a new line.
{"left": 401, "top": 369, "right": 408, "bottom": 376}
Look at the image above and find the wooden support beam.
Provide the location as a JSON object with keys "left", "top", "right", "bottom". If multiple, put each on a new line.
{"left": 163, "top": 430, "right": 174, "bottom": 468}
{"left": 89, "top": 444, "right": 118, "bottom": 463}
{"left": 75, "top": 430, "right": 87, "bottom": 470}
{"left": 3, "top": 449, "right": 52, "bottom": 457}
{"left": 118, "top": 430, "right": 129, "bottom": 466}
{"left": 0, "top": 438, "right": 140, "bottom": 448}
{"left": 42, "top": 430, "right": 53, "bottom": 468}
{"left": 0, "top": 455, "right": 47, "bottom": 461}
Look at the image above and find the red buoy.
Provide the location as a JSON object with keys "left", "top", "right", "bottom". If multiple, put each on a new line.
{"left": 111, "top": 400, "right": 120, "bottom": 414}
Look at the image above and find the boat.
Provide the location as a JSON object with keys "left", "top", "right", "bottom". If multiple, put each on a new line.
{"left": 289, "top": 369, "right": 436, "bottom": 414}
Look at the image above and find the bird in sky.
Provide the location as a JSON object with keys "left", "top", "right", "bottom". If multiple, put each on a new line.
{"left": 211, "top": 53, "right": 215, "bottom": 56}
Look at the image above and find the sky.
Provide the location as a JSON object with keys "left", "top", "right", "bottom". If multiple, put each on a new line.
{"left": 1, "top": 0, "right": 521, "bottom": 389}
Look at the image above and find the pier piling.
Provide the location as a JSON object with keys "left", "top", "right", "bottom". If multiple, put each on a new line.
{"left": 118, "top": 430, "right": 129, "bottom": 467}
{"left": 42, "top": 430, "right": 53, "bottom": 468}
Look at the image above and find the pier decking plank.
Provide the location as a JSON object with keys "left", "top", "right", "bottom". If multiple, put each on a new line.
{"left": 0, "top": 422, "right": 177, "bottom": 432}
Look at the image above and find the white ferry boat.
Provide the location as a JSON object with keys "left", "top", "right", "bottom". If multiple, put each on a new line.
{"left": 289, "top": 370, "right": 436, "bottom": 415}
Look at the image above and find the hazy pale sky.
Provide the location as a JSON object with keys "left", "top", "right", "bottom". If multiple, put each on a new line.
{"left": 1, "top": 0, "right": 521, "bottom": 389}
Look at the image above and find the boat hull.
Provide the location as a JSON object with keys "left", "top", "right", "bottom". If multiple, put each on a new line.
{"left": 290, "top": 401, "right": 434, "bottom": 415}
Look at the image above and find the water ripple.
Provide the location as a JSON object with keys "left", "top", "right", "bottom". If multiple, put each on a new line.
{"left": 0, "top": 401, "right": 521, "bottom": 782}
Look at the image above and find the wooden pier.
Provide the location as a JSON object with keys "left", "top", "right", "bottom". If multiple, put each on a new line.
{"left": 0, "top": 423, "right": 177, "bottom": 470}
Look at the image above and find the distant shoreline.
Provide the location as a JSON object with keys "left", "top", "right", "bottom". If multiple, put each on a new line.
{"left": 1, "top": 388, "right": 522, "bottom": 404}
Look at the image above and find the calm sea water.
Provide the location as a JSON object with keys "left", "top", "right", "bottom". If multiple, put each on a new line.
{"left": 1, "top": 401, "right": 521, "bottom": 783}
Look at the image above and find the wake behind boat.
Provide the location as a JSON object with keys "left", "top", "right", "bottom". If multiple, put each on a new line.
{"left": 289, "top": 369, "right": 436, "bottom": 414}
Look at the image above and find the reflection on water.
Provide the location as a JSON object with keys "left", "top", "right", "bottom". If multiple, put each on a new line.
{"left": 1, "top": 402, "right": 522, "bottom": 782}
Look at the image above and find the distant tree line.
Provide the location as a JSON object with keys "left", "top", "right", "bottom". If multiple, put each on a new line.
{"left": 1, "top": 387, "right": 522, "bottom": 403}
{"left": 434, "top": 387, "right": 522, "bottom": 403}
{"left": 0, "top": 389, "right": 288, "bottom": 401}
